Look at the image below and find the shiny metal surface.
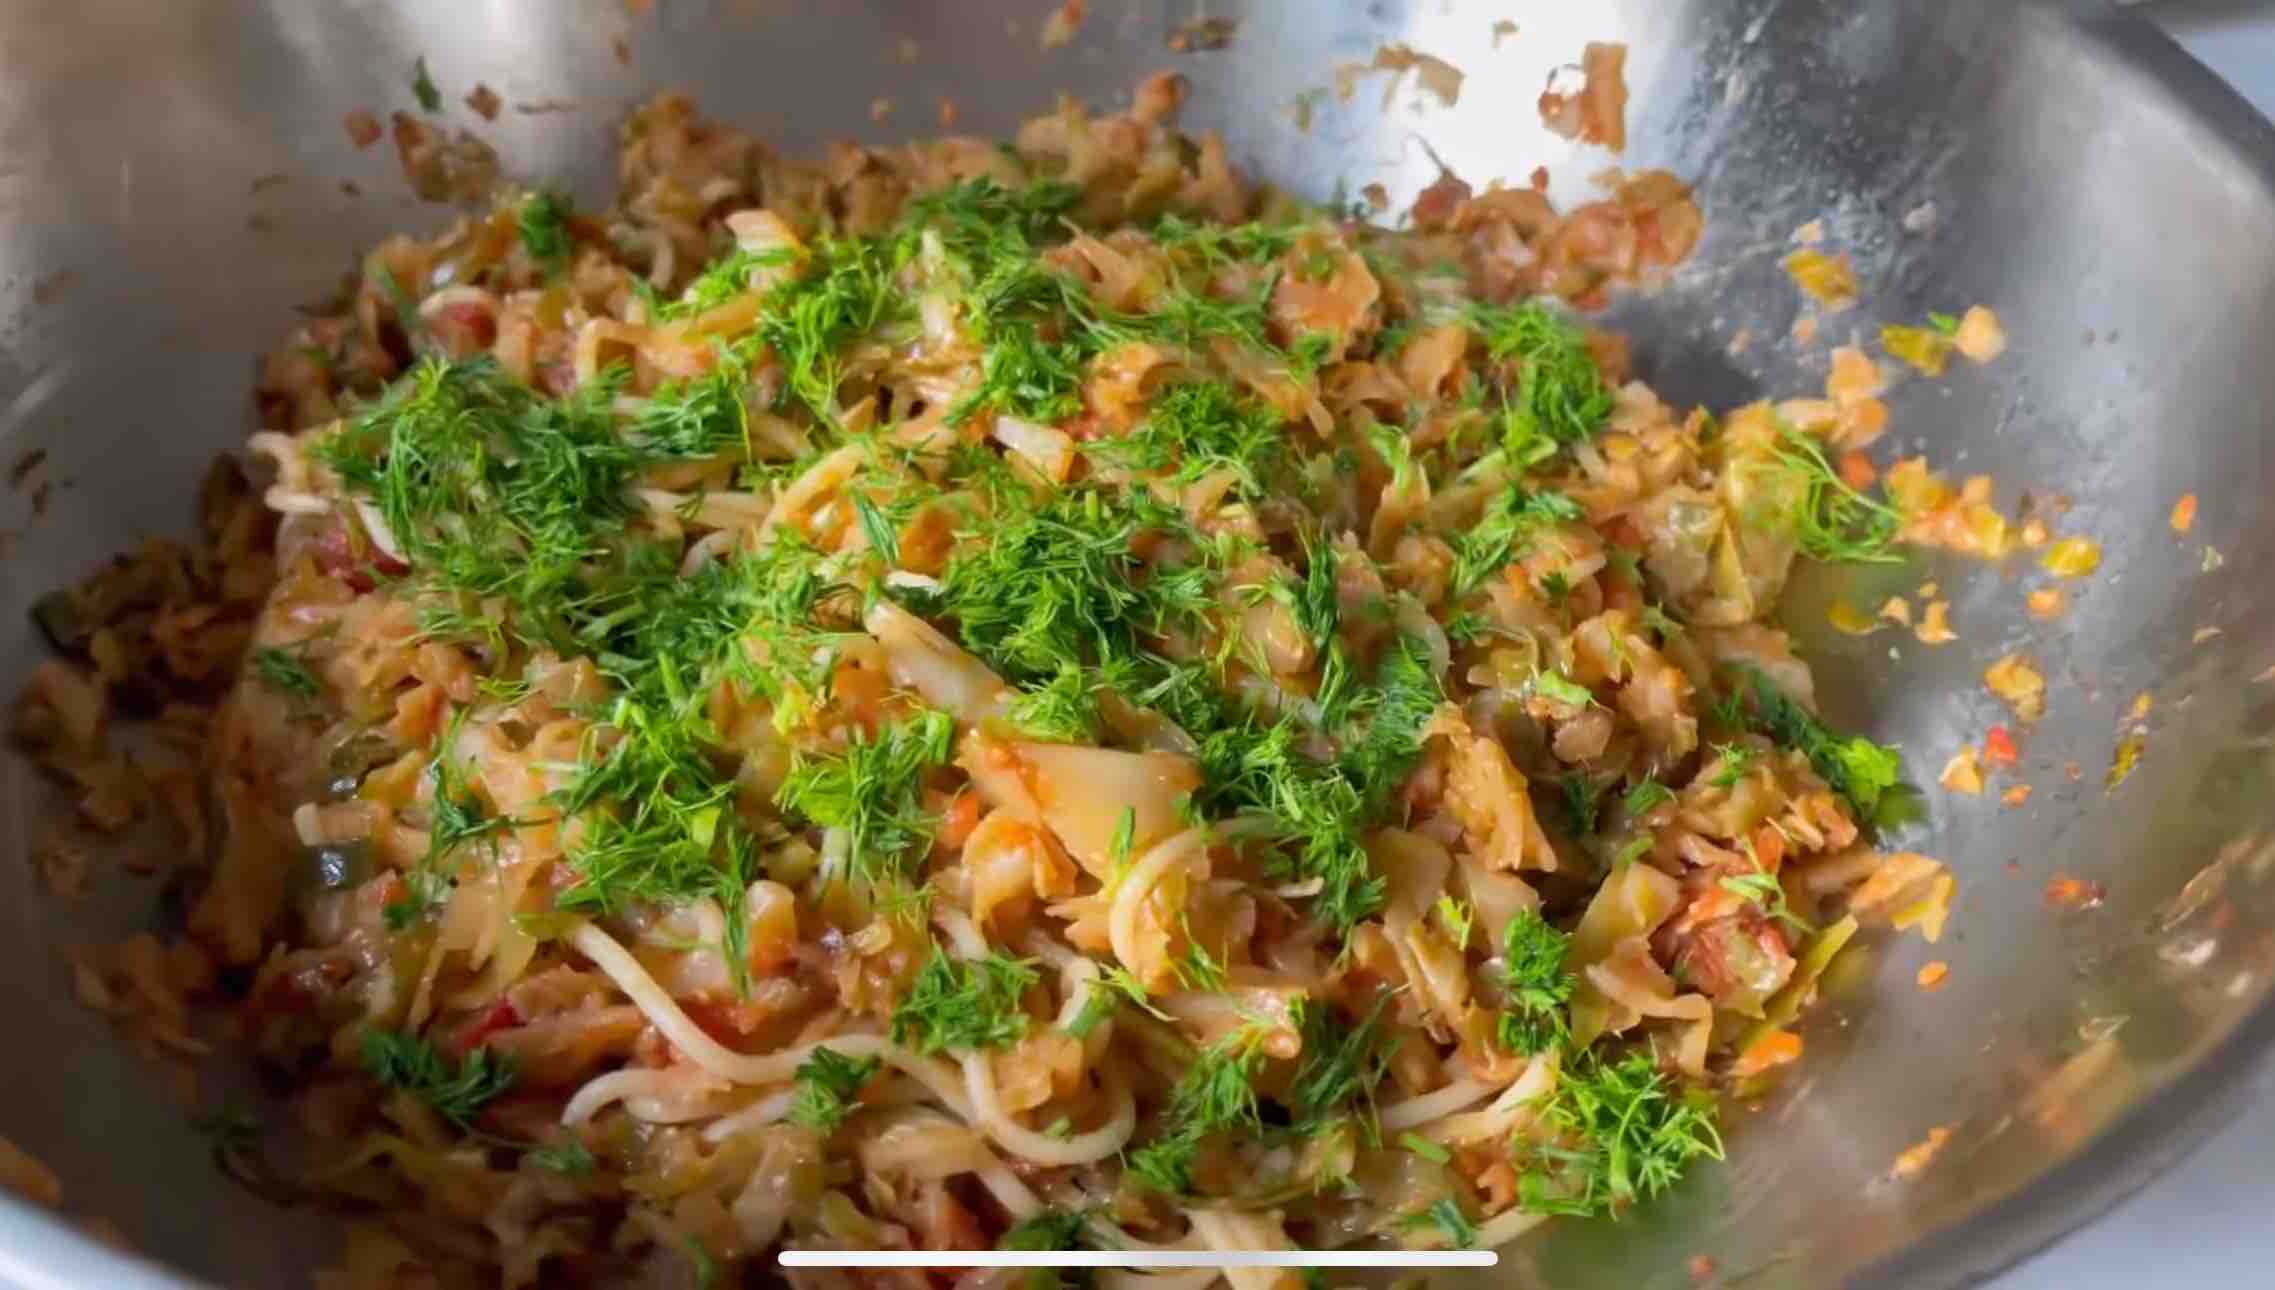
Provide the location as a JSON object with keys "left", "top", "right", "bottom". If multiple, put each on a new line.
{"left": 2, "top": 2, "right": 2273, "bottom": 1287}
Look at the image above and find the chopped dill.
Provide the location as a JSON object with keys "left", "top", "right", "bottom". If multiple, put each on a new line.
{"left": 1449, "top": 488, "right": 1583, "bottom": 600}
{"left": 1126, "top": 1023, "right": 1272, "bottom": 1194}
{"left": 360, "top": 1030, "right": 514, "bottom": 1124}
{"left": 889, "top": 948, "right": 1040, "bottom": 1055}
{"left": 1514, "top": 1049, "right": 1723, "bottom": 1217}
{"left": 787, "top": 1047, "right": 883, "bottom": 1132}
{"left": 1401, "top": 1197, "right": 1480, "bottom": 1249}
{"left": 1623, "top": 775, "right": 1675, "bottom": 817}
{"left": 776, "top": 709, "right": 954, "bottom": 882}
{"left": 410, "top": 57, "right": 440, "bottom": 113}
{"left": 1730, "top": 666, "right": 1904, "bottom": 819}
{"left": 1470, "top": 299, "right": 1614, "bottom": 455}
{"left": 517, "top": 191, "right": 572, "bottom": 266}
{"left": 250, "top": 645, "right": 320, "bottom": 701}
{"left": 1765, "top": 430, "right": 1903, "bottom": 564}
{"left": 1498, "top": 909, "right": 1574, "bottom": 1057}
{"left": 1720, "top": 870, "right": 1812, "bottom": 934}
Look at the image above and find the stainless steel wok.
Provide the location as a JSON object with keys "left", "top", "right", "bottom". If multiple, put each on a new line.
{"left": 3, "top": 1, "right": 2272, "bottom": 1286}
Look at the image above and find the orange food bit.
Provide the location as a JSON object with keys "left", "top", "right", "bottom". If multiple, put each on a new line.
{"left": 1827, "top": 345, "right": 1885, "bottom": 401}
{"left": 1891, "top": 1125, "right": 1954, "bottom": 1180}
{"left": 1914, "top": 600, "right": 1955, "bottom": 645}
{"left": 2044, "top": 875, "right": 2106, "bottom": 910}
{"left": 1952, "top": 305, "right": 2008, "bottom": 362}
{"left": 1984, "top": 653, "right": 2047, "bottom": 723}
{"left": 1827, "top": 600, "right": 1879, "bottom": 636}
{"left": 2025, "top": 587, "right": 2066, "bottom": 620}
{"left": 2170, "top": 493, "right": 2198, "bottom": 534}
{"left": 1982, "top": 725, "right": 2018, "bottom": 767}
{"left": 1784, "top": 249, "right": 1857, "bottom": 309}
{"left": 2106, "top": 731, "right": 2145, "bottom": 790}
{"left": 1732, "top": 1027, "right": 1804, "bottom": 1078}
{"left": 1837, "top": 450, "right": 1878, "bottom": 490}
{"left": 1916, "top": 961, "right": 1949, "bottom": 991}
{"left": 1939, "top": 746, "right": 1984, "bottom": 795}
{"left": 2040, "top": 536, "right": 2102, "bottom": 578}
{"left": 1878, "top": 595, "right": 1913, "bottom": 626}
{"left": 2001, "top": 784, "right": 2033, "bottom": 807}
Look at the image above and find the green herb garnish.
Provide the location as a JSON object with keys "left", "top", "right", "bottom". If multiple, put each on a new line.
{"left": 410, "top": 57, "right": 441, "bottom": 112}
{"left": 889, "top": 948, "right": 1039, "bottom": 1055}
{"left": 517, "top": 191, "right": 572, "bottom": 266}
{"left": 1731, "top": 667, "right": 1904, "bottom": 819}
{"left": 250, "top": 645, "right": 320, "bottom": 701}
{"left": 776, "top": 709, "right": 954, "bottom": 882}
{"left": 1498, "top": 909, "right": 1574, "bottom": 1057}
{"left": 787, "top": 1047, "right": 883, "bottom": 1132}
{"left": 1514, "top": 1049, "right": 1723, "bottom": 1217}
{"left": 359, "top": 1030, "right": 515, "bottom": 1123}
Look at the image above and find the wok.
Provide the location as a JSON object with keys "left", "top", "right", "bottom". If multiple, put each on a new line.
{"left": 2, "top": 1, "right": 2272, "bottom": 1286}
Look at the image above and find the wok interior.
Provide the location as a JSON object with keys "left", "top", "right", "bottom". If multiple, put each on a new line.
{"left": 3, "top": 2, "right": 2275, "bottom": 1286}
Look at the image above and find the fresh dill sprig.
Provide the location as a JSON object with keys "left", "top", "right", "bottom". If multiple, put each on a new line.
{"left": 1400, "top": 1197, "right": 1480, "bottom": 1250}
{"left": 1531, "top": 669, "right": 1595, "bottom": 711}
{"left": 1000, "top": 1206, "right": 1096, "bottom": 1252}
{"left": 1469, "top": 300, "right": 1613, "bottom": 457}
{"left": 1765, "top": 430, "right": 1903, "bottom": 564}
{"left": 1720, "top": 870, "right": 1812, "bottom": 934}
{"left": 1558, "top": 772, "right": 1603, "bottom": 836}
{"left": 1286, "top": 996, "right": 1396, "bottom": 1130}
{"left": 410, "top": 57, "right": 441, "bottom": 113}
{"left": 1064, "top": 963, "right": 1168, "bottom": 1038}
{"left": 888, "top": 948, "right": 1039, "bottom": 1054}
{"left": 517, "top": 191, "right": 572, "bottom": 266}
{"left": 1623, "top": 775, "right": 1675, "bottom": 817}
{"left": 787, "top": 1046, "right": 883, "bottom": 1132}
{"left": 1005, "top": 663, "right": 1103, "bottom": 744}
{"left": 1498, "top": 909, "right": 1574, "bottom": 1057}
{"left": 526, "top": 1140, "right": 596, "bottom": 1175}
{"left": 1706, "top": 740, "right": 1757, "bottom": 789}
{"left": 1126, "top": 1024, "right": 1272, "bottom": 1194}
{"left": 1729, "top": 666, "right": 1904, "bottom": 820}
{"left": 359, "top": 1030, "right": 515, "bottom": 1123}
{"left": 775, "top": 709, "right": 954, "bottom": 882}
{"left": 250, "top": 645, "right": 320, "bottom": 701}
{"left": 1449, "top": 488, "right": 1583, "bottom": 600}
{"left": 1514, "top": 1049, "right": 1724, "bottom": 1217}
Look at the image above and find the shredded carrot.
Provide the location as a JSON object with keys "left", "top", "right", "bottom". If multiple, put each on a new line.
{"left": 1837, "top": 450, "right": 1878, "bottom": 490}
{"left": 1915, "top": 961, "right": 1949, "bottom": 991}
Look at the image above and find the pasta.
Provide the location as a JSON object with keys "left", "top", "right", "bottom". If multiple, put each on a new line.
{"left": 11, "top": 80, "right": 1973, "bottom": 1287}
